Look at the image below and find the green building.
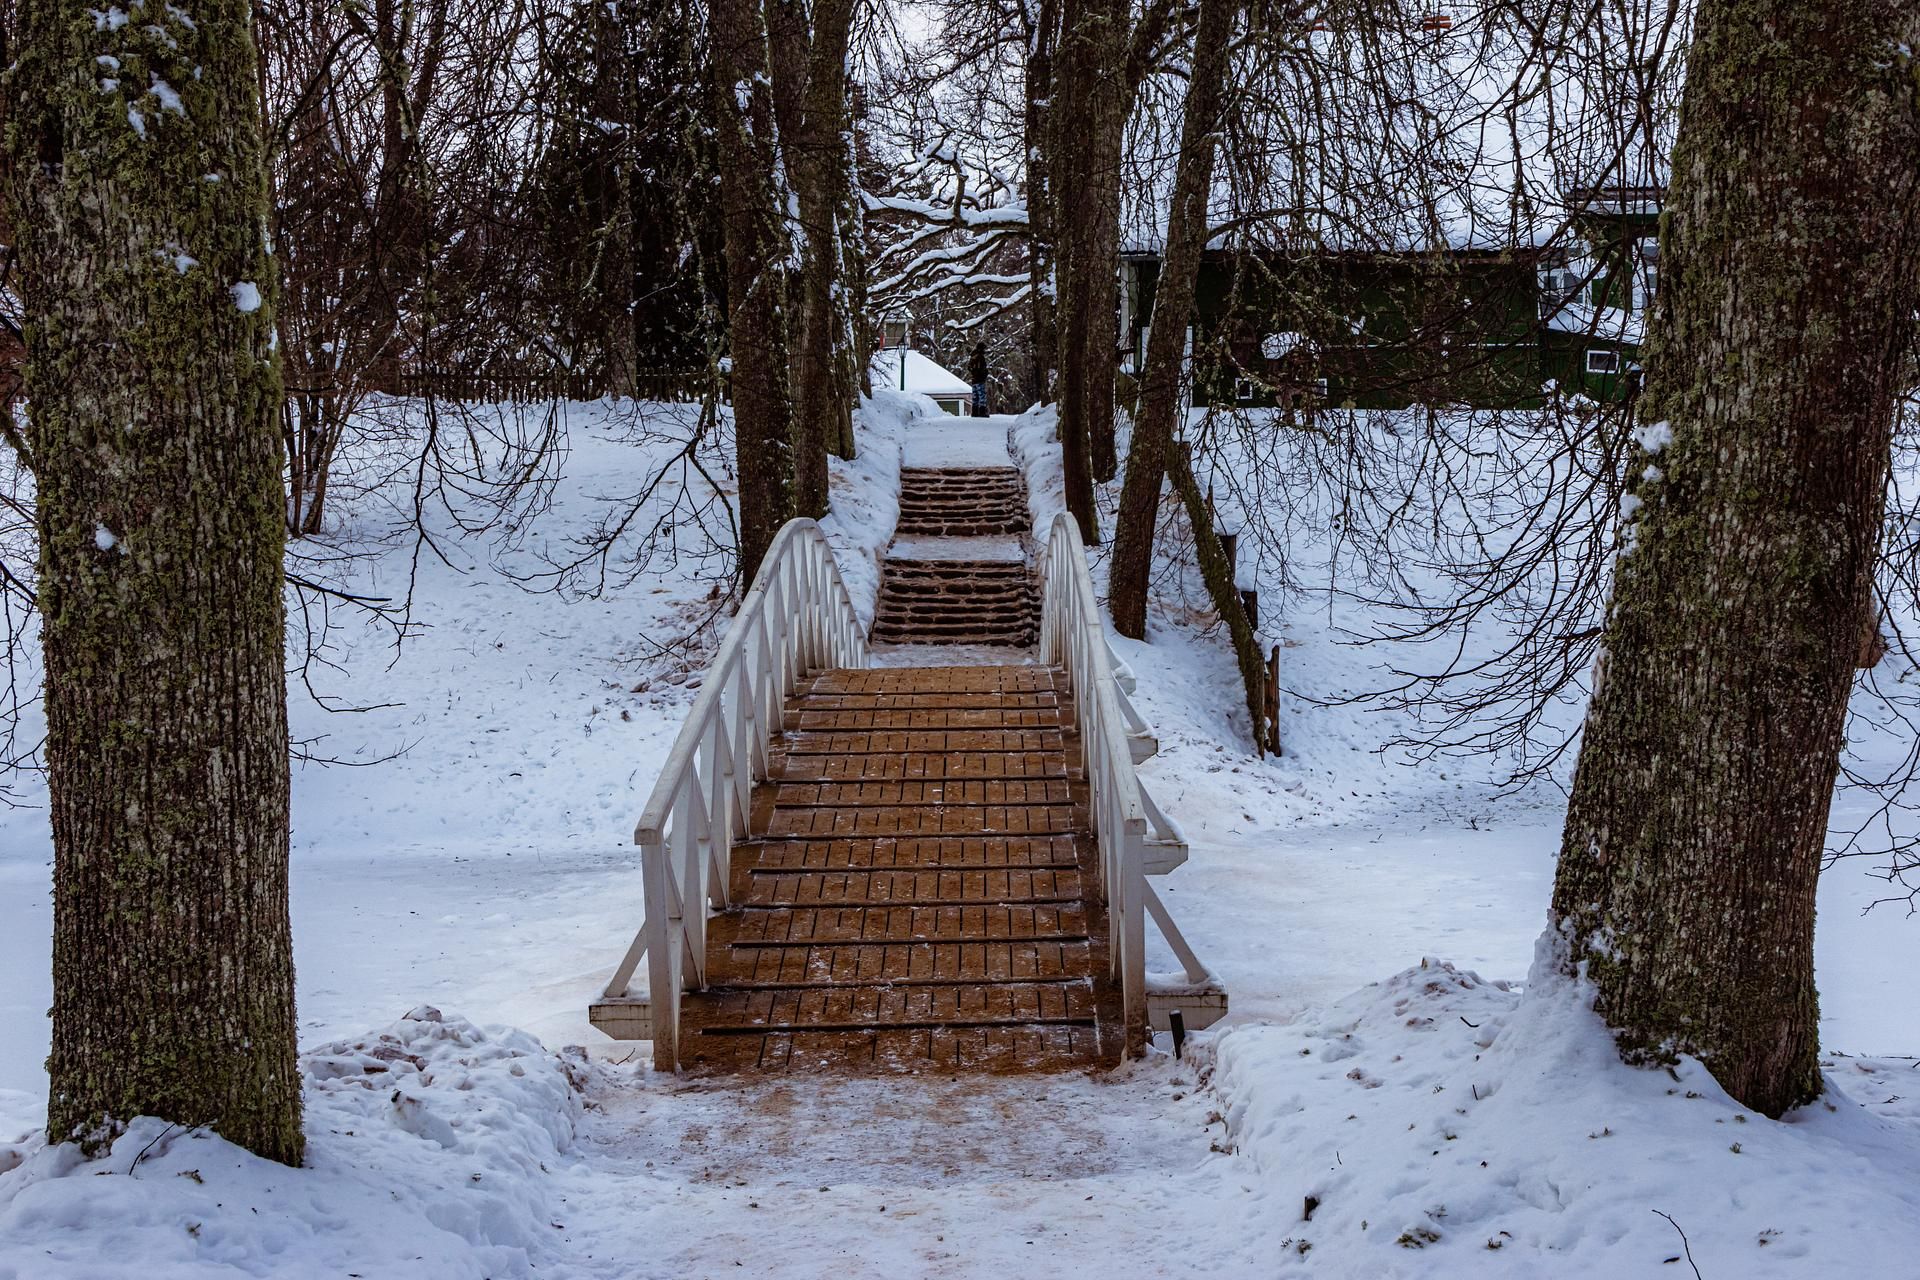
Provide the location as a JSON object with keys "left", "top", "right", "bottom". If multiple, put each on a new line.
{"left": 1119, "top": 186, "right": 1662, "bottom": 411}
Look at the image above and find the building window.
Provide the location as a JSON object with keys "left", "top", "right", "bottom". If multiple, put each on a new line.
{"left": 1586, "top": 349, "right": 1621, "bottom": 375}
{"left": 1234, "top": 378, "right": 1257, "bottom": 402}
{"left": 1538, "top": 266, "right": 1581, "bottom": 314}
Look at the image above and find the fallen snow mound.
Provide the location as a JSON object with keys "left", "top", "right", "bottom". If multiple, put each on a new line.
{"left": 1202, "top": 952, "right": 1920, "bottom": 1276}
{"left": 0, "top": 1008, "right": 587, "bottom": 1279}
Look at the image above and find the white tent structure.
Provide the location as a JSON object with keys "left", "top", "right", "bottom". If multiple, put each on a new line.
{"left": 870, "top": 347, "right": 972, "bottom": 416}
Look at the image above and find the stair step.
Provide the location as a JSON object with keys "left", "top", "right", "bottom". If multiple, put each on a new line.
{"left": 769, "top": 780, "right": 1074, "bottom": 806}
{"left": 689, "top": 980, "right": 1098, "bottom": 1031}
{"left": 768, "top": 751, "right": 1074, "bottom": 779}
{"left": 871, "top": 621, "right": 1039, "bottom": 639}
{"left": 676, "top": 1022, "right": 1104, "bottom": 1073}
{"left": 736, "top": 833, "right": 1084, "bottom": 867}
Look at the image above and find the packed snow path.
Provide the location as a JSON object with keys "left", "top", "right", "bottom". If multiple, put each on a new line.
{"left": 639, "top": 663, "right": 1120, "bottom": 1072}
{"left": 872, "top": 420, "right": 1040, "bottom": 651}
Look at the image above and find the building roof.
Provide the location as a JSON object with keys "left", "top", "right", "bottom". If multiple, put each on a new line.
{"left": 870, "top": 348, "right": 972, "bottom": 398}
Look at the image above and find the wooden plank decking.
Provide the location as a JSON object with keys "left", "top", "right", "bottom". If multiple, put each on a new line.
{"left": 671, "top": 664, "right": 1122, "bottom": 1074}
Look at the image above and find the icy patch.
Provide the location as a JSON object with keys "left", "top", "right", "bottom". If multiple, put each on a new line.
{"left": 903, "top": 420, "right": 1013, "bottom": 469}
{"left": 887, "top": 535, "right": 1025, "bottom": 563}
{"left": 869, "top": 642, "right": 1038, "bottom": 667}
{"left": 0, "top": 1008, "right": 587, "bottom": 1278}
{"left": 1202, "top": 955, "right": 1920, "bottom": 1274}
{"left": 229, "top": 281, "right": 261, "bottom": 313}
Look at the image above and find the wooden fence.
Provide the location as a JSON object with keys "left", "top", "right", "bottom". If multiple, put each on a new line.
{"left": 391, "top": 366, "right": 713, "bottom": 405}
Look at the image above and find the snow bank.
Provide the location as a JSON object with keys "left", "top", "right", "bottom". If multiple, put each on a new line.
{"left": 818, "top": 391, "right": 910, "bottom": 629}
{"left": 0, "top": 1008, "right": 587, "bottom": 1279}
{"left": 1009, "top": 404, "right": 1067, "bottom": 541}
{"left": 1200, "top": 952, "right": 1920, "bottom": 1276}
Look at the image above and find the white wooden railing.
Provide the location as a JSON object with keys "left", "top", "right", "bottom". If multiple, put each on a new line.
{"left": 588, "top": 519, "right": 867, "bottom": 1068}
{"left": 1038, "top": 513, "right": 1226, "bottom": 1048}
{"left": 592, "top": 511, "right": 1224, "bottom": 1066}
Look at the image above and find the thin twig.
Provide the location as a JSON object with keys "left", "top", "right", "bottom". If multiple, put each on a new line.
{"left": 1652, "top": 1209, "right": 1703, "bottom": 1279}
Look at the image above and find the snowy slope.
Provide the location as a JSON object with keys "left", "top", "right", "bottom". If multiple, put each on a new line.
{"left": 0, "top": 392, "right": 1916, "bottom": 1277}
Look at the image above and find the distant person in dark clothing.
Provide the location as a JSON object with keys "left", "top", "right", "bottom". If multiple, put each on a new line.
{"left": 968, "top": 343, "right": 989, "bottom": 417}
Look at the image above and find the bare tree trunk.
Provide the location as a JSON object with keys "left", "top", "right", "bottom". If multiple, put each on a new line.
{"left": 772, "top": 0, "right": 855, "bottom": 517}
{"left": 1109, "top": 0, "right": 1236, "bottom": 639}
{"left": 1166, "top": 445, "right": 1273, "bottom": 755}
{"left": 596, "top": 0, "right": 638, "bottom": 399}
{"left": 11, "top": 0, "right": 303, "bottom": 1162}
{"left": 1051, "top": 0, "right": 1127, "bottom": 541}
{"left": 1023, "top": 0, "right": 1059, "bottom": 408}
{"left": 1550, "top": 0, "right": 1920, "bottom": 1118}
{"left": 710, "top": 0, "right": 797, "bottom": 580}
{"left": 829, "top": 97, "right": 863, "bottom": 459}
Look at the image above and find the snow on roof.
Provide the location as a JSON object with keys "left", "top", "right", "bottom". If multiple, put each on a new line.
{"left": 869, "top": 348, "right": 972, "bottom": 398}
{"left": 1544, "top": 300, "right": 1646, "bottom": 346}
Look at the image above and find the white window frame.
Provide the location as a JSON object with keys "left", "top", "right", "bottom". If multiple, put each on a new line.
{"left": 1234, "top": 377, "right": 1257, "bottom": 403}
{"left": 1585, "top": 348, "right": 1621, "bottom": 375}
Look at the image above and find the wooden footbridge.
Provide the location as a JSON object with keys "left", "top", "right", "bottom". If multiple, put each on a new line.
{"left": 591, "top": 422, "right": 1223, "bottom": 1071}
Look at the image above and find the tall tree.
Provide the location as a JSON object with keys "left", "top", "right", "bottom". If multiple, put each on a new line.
{"left": 10, "top": 0, "right": 304, "bottom": 1160}
{"left": 1549, "top": 0, "right": 1920, "bottom": 1117}
{"left": 1109, "top": 0, "right": 1236, "bottom": 639}
{"left": 709, "top": 0, "right": 798, "bottom": 579}
{"left": 593, "top": 0, "right": 640, "bottom": 398}
{"left": 1021, "top": 0, "right": 1060, "bottom": 409}
{"left": 1051, "top": 0, "right": 1179, "bottom": 540}
{"left": 770, "top": 0, "right": 858, "bottom": 518}
{"left": 1048, "top": 0, "right": 1122, "bottom": 539}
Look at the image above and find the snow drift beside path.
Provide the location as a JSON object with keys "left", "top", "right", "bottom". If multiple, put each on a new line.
{"left": 1010, "top": 405, "right": 1068, "bottom": 541}
{"left": 0, "top": 1008, "right": 586, "bottom": 1280}
{"left": 819, "top": 390, "right": 912, "bottom": 629}
{"left": 1201, "top": 953, "right": 1920, "bottom": 1276}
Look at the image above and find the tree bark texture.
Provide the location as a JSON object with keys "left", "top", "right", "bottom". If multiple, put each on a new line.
{"left": 1167, "top": 445, "right": 1275, "bottom": 756}
{"left": 595, "top": 0, "right": 639, "bottom": 399}
{"left": 1109, "top": 0, "right": 1236, "bottom": 640}
{"left": 1023, "top": 0, "right": 1059, "bottom": 408}
{"left": 1050, "top": 0, "right": 1129, "bottom": 540}
{"left": 770, "top": 0, "right": 855, "bottom": 516}
{"left": 1550, "top": 0, "right": 1920, "bottom": 1118}
{"left": 10, "top": 0, "right": 303, "bottom": 1162}
{"left": 710, "top": 0, "right": 797, "bottom": 581}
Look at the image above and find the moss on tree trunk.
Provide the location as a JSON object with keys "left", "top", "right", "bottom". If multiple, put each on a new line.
{"left": 1550, "top": 0, "right": 1920, "bottom": 1118}
{"left": 10, "top": 0, "right": 303, "bottom": 1162}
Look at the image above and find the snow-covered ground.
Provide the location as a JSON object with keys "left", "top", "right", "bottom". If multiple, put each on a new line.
{"left": 1, "top": 392, "right": 1917, "bottom": 1277}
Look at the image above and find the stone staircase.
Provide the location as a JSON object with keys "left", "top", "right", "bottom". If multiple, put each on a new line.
{"left": 872, "top": 464, "right": 1039, "bottom": 647}
{"left": 893, "top": 467, "right": 1029, "bottom": 538}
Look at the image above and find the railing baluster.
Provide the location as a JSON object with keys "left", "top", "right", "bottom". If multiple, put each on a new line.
{"left": 731, "top": 661, "right": 754, "bottom": 823}
{"left": 705, "top": 715, "right": 731, "bottom": 909}
{"left": 1035, "top": 512, "right": 1216, "bottom": 1056}
{"left": 603, "top": 522, "right": 872, "bottom": 1070}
